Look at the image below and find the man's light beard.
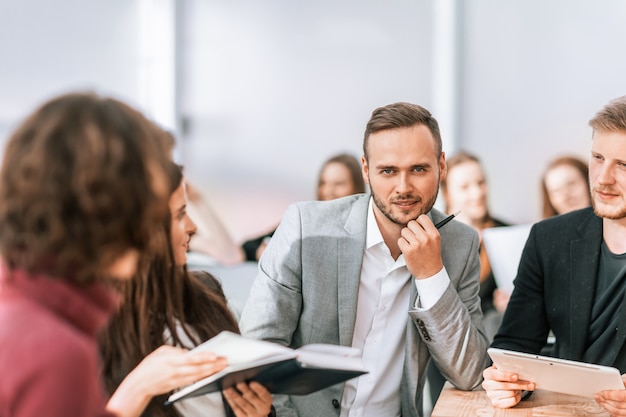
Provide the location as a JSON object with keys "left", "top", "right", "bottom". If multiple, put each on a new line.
{"left": 371, "top": 185, "right": 440, "bottom": 227}
{"left": 592, "top": 198, "right": 626, "bottom": 220}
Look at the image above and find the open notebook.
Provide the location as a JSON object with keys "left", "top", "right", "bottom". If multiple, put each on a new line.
{"left": 166, "top": 331, "right": 367, "bottom": 404}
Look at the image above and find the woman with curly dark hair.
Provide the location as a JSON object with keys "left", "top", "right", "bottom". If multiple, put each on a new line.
{"left": 100, "top": 163, "right": 274, "bottom": 417}
{"left": 0, "top": 92, "right": 224, "bottom": 417}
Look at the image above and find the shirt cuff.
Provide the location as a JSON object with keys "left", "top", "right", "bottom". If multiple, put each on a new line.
{"left": 413, "top": 266, "right": 450, "bottom": 310}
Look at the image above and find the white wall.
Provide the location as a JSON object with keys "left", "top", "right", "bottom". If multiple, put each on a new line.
{"left": 0, "top": 0, "right": 142, "bottom": 145}
{"left": 460, "top": 0, "right": 626, "bottom": 223}
{"left": 2, "top": 0, "right": 626, "bottom": 243}
{"left": 178, "top": 0, "right": 434, "bottom": 241}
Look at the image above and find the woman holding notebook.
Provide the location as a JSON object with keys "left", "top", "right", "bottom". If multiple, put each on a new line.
{"left": 100, "top": 163, "right": 274, "bottom": 417}
{"left": 0, "top": 92, "right": 231, "bottom": 417}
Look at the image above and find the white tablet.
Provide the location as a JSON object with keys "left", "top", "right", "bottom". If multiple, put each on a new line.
{"left": 488, "top": 347, "right": 624, "bottom": 398}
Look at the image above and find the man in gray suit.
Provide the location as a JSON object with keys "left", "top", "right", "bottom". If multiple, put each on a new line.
{"left": 240, "top": 102, "right": 489, "bottom": 417}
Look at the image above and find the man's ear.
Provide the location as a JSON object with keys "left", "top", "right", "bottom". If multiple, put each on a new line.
{"left": 361, "top": 155, "right": 370, "bottom": 185}
{"left": 439, "top": 151, "right": 447, "bottom": 182}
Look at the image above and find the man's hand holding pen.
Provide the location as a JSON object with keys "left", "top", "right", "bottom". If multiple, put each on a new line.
{"left": 398, "top": 211, "right": 459, "bottom": 280}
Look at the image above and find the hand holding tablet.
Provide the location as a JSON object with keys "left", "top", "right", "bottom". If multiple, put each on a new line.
{"left": 488, "top": 348, "right": 625, "bottom": 398}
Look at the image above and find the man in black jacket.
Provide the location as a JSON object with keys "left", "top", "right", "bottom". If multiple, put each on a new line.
{"left": 483, "top": 95, "right": 626, "bottom": 416}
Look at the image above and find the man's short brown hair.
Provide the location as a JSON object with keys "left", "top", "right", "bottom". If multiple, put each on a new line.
{"left": 589, "top": 95, "right": 626, "bottom": 134}
{"left": 363, "top": 102, "right": 442, "bottom": 160}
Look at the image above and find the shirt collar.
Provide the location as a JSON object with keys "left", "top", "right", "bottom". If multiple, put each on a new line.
{"left": 365, "top": 197, "right": 409, "bottom": 269}
{"left": 366, "top": 197, "right": 384, "bottom": 250}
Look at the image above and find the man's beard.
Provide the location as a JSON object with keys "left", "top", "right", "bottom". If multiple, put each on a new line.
{"left": 592, "top": 193, "right": 626, "bottom": 220}
{"left": 371, "top": 185, "right": 439, "bottom": 227}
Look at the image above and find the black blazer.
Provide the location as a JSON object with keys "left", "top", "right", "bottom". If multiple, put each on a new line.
{"left": 492, "top": 206, "right": 626, "bottom": 372}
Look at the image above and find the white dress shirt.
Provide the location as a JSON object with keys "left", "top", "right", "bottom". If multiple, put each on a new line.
{"left": 339, "top": 198, "right": 450, "bottom": 417}
{"left": 164, "top": 323, "right": 227, "bottom": 417}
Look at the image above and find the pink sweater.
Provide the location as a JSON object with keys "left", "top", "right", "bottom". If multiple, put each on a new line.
{"left": 0, "top": 267, "right": 119, "bottom": 417}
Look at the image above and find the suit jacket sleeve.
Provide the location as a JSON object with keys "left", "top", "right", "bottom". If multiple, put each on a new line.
{"left": 408, "top": 221, "right": 489, "bottom": 391}
{"left": 239, "top": 203, "right": 308, "bottom": 417}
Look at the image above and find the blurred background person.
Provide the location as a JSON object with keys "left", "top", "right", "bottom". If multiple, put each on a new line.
{"left": 541, "top": 155, "right": 591, "bottom": 218}
{"left": 241, "top": 152, "right": 366, "bottom": 261}
{"left": 316, "top": 152, "right": 367, "bottom": 201}
{"left": 425, "top": 151, "right": 510, "bottom": 408}
{"left": 440, "top": 151, "right": 511, "bottom": 335}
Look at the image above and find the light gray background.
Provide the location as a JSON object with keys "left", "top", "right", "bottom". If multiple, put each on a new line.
{"left": 2, "top": 0, "right": 626, "bottom": 243}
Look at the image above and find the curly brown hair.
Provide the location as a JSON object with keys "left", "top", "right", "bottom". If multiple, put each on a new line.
{"left": 0, "top": 92, "right": 172, "bottom": 284}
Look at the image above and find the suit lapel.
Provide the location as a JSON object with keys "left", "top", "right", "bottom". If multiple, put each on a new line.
{"left": 612, "top": 280, "right": 626, "bottom": 369}
{"left": 337, "top": 196, "right": 369, "bottom": 347}
{"left": 568, "top": 213, "right": 602, "bottom": 359}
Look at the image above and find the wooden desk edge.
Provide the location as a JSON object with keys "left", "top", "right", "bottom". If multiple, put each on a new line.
{"left": 430, "top": 382, "right": 609, "bottom": 417}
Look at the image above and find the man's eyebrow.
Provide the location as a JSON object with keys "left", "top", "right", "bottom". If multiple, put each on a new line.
{"left": 374, "top": 162, "right": 431, "bottom": 169}
{"left": 375, "top": 163, "right": 398, "bottom": 169}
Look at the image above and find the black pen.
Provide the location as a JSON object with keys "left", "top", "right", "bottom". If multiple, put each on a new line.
{"left": 434, "top": 210, "right": 461, "bottom": 229}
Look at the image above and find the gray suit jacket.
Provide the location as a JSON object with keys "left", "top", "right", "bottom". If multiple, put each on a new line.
{"left": 240, "top": 194, "right": 489, "bottom": 417}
